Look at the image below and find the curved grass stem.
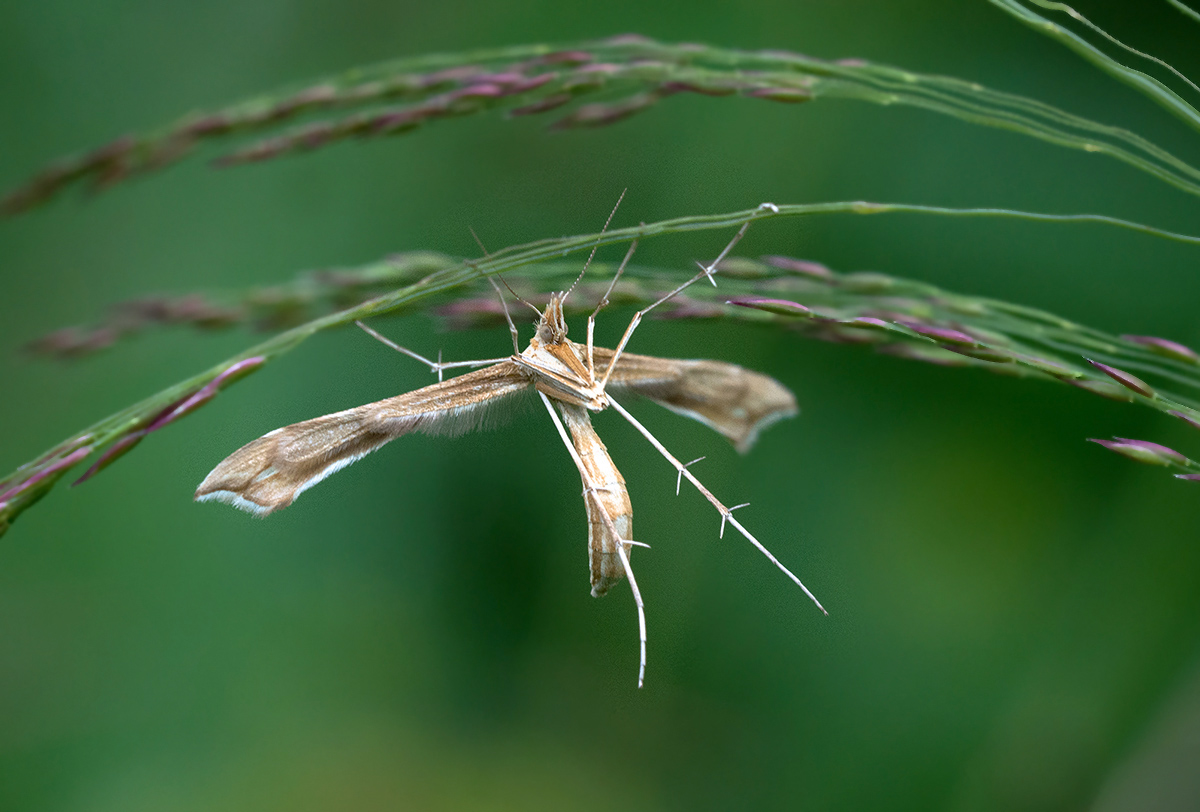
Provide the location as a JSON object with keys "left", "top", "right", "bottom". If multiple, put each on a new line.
{"left": 5, "top": 201, "right": 1200, "bottom": 537}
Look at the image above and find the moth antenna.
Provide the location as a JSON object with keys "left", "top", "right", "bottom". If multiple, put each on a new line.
{"left": 564, "top": 187, "right": 627, "bottom": 302}
{"left": 606, "top": 394, "right": 827, "bottom": 616}
{"left": 599, "top": 205, "right": 773, "bottom": 391}
{"left": 355, "top": 320, "right": 508, "bottom": 376}
{"left": 495, "top": 272, "right": 543, "bottom": 319}
{"left": 467, "top": 225, "right": 489, "bottom": 257}
{"left": 468, "top": 226, "right": 539, "bottom": 344}
{"left": 486, "top": 277, "right": 522, "bottom": 354}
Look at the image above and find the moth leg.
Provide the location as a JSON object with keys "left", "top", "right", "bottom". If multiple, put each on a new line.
{"left": 539, "top": 391, "right": 648, "bottom": 688}
{"left": 599, "top": 206, "right": 775, "bottom": 390}
{"left": 585, "top": 239, "right": 638, "bottom": 382}
{"left": 543, "top": 187, "right": 631, "bottom": 381}
{"left": 355, "top": 320, "right": 509, "bottom": 382}
{"left": 606, "top": 395, "right": 827, "bottom": 616}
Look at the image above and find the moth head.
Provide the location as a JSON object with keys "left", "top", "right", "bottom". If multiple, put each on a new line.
{"left": 536, "top": 292, "right": 569, "bottom": 345}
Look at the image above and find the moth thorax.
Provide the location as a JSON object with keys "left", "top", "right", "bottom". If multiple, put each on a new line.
{"left": 536, "top": 292, "right": 569, "bottom": 345}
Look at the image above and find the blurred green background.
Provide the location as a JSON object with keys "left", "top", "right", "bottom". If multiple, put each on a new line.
{"left": 3, "top": 1, "right": 1200, "bottom": 810}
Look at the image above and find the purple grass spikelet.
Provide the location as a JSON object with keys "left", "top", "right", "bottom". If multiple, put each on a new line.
{"left": 550, "top": 92, "right": 661, "bottom": 129}
{"left": 509, "top": 93, "right": 575, "bottom": 116}
{"left": 745, "top": 87, "right": 813, "bottom": 103}
{"left": 760, "top": 256, "right": 834, "bottom": 280}
{"left": 727, "top": 297, "right": 813, "bottom": 318}
{"left": 896, "top": 321, "right": 978, "bottom": 346}
{"left": 660, "top": 80, "right": 738, "bottom": 97}
{"left": 942, "top": 345, "right": 1014, "bottom": 363}
{"left": 1089, "top": 438, "right": 1189, "bottom": 467}
{"left": 516, "top": 50, "right": 593, "bottom": 69}
{"left": 1120, "top": 335, "right": 1199, "bottom": 364}
{"left": 1086, "top": 359, "right": 1156, "bottom": 398}
{"left": 1169, "top": 409, "right": 1200, "bottom": 430}
{"left": 0, "top": 447, "right": 93, "bottom": 509}
{"left": 73, "top": 357, "right": 266, "bottom": 485}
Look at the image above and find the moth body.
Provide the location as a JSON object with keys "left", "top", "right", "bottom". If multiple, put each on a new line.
{"left": 559, "top": 402, "right": 632, "bottom": 597}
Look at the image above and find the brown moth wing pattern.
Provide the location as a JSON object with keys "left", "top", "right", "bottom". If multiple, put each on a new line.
{"left": 195, "top": 361, "right": 529, "bottom": 515}
{"left": 558, "top": 402, "right": 633, "bottom": 597}
{"left": 596, "top": 347, "right": 798, "bottom": 453}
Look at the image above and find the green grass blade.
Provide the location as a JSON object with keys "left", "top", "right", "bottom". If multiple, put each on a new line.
{"left": 990, "top": 0, "right": 1200, "bottom": 131}
{"left": 1166, "top": 0, "right": 1200, "bottom": 24}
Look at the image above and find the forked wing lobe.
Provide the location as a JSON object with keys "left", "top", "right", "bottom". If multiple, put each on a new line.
{"left": 195, "top": 361, "right": 529, "bottom": 515}
{"left": 596, "top": 348, "right": 797, "bottom": 452}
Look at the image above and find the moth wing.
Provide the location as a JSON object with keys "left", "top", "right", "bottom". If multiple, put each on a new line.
{"left": 596, "top": 348, "right": 797, "bottom": 453}
{"left": 196, "top": 361, "right": 529, "bottom": 515}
